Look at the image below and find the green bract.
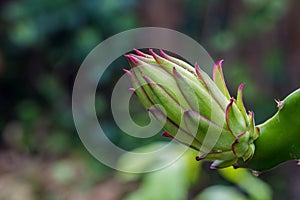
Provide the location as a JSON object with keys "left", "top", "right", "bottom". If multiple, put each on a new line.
{"left": 124, "top": 49, "right": 260, "bottom": 169}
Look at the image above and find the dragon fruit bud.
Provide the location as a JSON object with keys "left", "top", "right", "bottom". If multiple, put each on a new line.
{"left": 124, "top": 49, "right": 260, "bottom": 169}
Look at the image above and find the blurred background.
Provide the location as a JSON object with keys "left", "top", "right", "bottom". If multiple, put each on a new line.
{"left": 0, "top": 0, "right": 300, "bottom": 199}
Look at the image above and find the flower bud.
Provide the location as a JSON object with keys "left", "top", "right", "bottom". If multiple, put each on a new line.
{"left": 124, "top": 49, "right": 260, "bottom": 169}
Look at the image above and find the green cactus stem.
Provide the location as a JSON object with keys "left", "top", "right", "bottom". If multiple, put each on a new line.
{"left": 241, "top": 89, "right": 300, "bottom": 172}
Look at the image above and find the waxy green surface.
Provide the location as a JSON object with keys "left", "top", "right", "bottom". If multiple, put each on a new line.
{"left": 244, "top": 89, "right": 300, "bottom": 171}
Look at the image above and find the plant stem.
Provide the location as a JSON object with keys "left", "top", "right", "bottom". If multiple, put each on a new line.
{"left": 242, "top": 89, "right": 300, "bottom": 172}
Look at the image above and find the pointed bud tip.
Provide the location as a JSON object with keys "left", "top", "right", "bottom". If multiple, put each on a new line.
{"left": 216, "top": 59, "right": 224, "bottom": 66}
{"left": 149, "top": 49, "right": 159, "bottom": 61}
{"left": 126, "top": 53, "right": 144, "bottom": 62}
{"left": 149, "top": 49, "right": 162, "bottom": 63}
{"left": 162, "top": 132, "right": 174, "bottom": 139}
{"left": 124, "top": 54, "right": 137, "bottom": 64}
{"left": 213, "top": 60, "right": 224, "bottom": 73}
{"left": 238, "top": 83, "right": 246, "bottom": 90}
{"left": 133, "top": 48, "right": 147, "bottom": 57}
{"left": 128, "top": 88, "right": 135, "bottom": 92}
{"left": 124, "top": 54, "right": 132, "bottom": 59}
{"left": 161, "top": 131, "right": 168, "bottom": 137}
{"left": 149, "top": 48, "right": 155, "bottom": 56}
{"left": 213, "top": 60, "right": 225, "bottom": 80}
{"left": 159, "top": 49, "right": 168, "bottom": 58}
{"left": 123, "top": 68, "right": 133, "bottom": 76}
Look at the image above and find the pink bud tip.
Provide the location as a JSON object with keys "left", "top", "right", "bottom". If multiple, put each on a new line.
{"left": 122, "top": 68, "right": 132, "bottom": 75}
{"left": 213, "top": 60, "right": 225, "bottom": 81}
{"left": 128, "top": 88, "right": 135, "bottom": 92}
{"left": 238, "top": 83, "right": 246, "bottom": 91}
{"left": 149, "top": 48, "right": 155, "bottom": 55}
{"left": 216, "top": 59, "right": 224, "bottom": 66}
{"left": 124, "top": 54, "right": 135, "bottom": 63}
{"left": 149, "top": 49, "right": 164, "bottom": 64}
{"left": 133, "top": 48, "right": 149, "bottom": 57}
{"left": 159, "top": 49, "right": 168, "bottom": 58}
{"left": 149, "top": 49, "right": 158, "bottom": 59}
{"left": 161, "top": 132, "right": 174, "bottom": 139}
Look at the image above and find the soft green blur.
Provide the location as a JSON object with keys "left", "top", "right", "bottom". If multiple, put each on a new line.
{"left": 0, "top": 0, "right": 299, "bottom": 199}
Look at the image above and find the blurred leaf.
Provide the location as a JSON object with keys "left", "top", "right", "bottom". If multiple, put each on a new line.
{"left": 118, "top": 142, "right": 181, "bottom": 178}
{"left": 210, "top": 30, "right": 236, "bottom": 51}
{"left": 195, "top": 185, "right": 248, "bottom": 200}
{"left": 46, "top": 130, "right": 71, "bottom": 154}
{"left": 10, "top": 19, "right": 38, "bottom": 47}
{"left": 219, "top": 167, "right": 272, "bottom": 200}
{"left": 263, "top": 48, "right": 285, "bottom": 84}
{"left": 37, "top": 75, "right": 64, "bottom": 103}
{"left": 50, "top": 160, "right": 76, "bottom": 185}
{"left": 16, "top": 100, "right": 40, "bottom": 125}
{"left": 119, "top": 142, "right": 200, "bottom": 200}
{"left": 74, "top": 27, "right": 102, "bottom": 56}
{"left": 124, "top": 164, "right": 188, "bottom": 200}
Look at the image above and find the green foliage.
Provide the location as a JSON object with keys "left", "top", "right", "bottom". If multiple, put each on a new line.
{"left": 0, "top": 0, "right": 139, "bottom": 150}
{"left": 220, "top": 167, "right": 272, "bottom": 200}
{"left": 195, "top": 186, "right": 248, "bottom": 200}
{"left": 119, "top": 143, "right": 272, "bottom": 200}
{"left": 118, "top": 143, "right": 200, "bottom": 200}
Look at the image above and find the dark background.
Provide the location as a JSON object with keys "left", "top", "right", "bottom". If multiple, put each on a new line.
{"left": 0, "top": 0, "right": 299, "bottom": 199}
